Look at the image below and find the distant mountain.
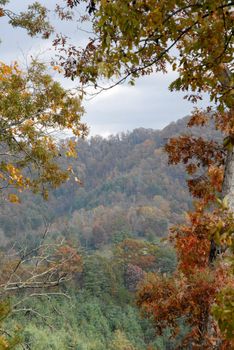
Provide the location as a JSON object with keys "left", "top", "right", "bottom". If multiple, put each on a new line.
{"left": 0, "top": 115, "right": 221, "bottom": 249}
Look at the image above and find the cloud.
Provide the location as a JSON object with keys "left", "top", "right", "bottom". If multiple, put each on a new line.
{"left": 83, "top": 73, "right": 210, "bottom": 136}
{"left": 1, "top": 1, "right": 211, "bottom": 137}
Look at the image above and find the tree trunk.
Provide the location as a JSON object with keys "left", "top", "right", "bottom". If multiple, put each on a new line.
{"left": 222, "top": 146, "right": 234, "bottom": 212}
{"left": 209, "top": 145, "right": 234, "bottom": 263}
{"left": 215, "top": 64, "right": 233, "bottom": 208}
{"left": 209, "top": 65, "right": 233, "bottom": 264}
{"left": 207, "top": 65, "right": 234, "bottom": 348}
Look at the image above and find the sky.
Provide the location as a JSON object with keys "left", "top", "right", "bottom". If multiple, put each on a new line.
{"left": 0, "top": 0, "right": 211, "bottom": 137}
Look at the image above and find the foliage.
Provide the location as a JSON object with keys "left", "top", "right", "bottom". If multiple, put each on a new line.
{"left": 138, "top": 268, "right": 229, "bottom": 348}
{"left": 0, "top": 223, "right": 183, "bottom": 350}
{"left": 7, "top": 242, "right": 185, "bottom": 350}
{"left": 137, "top": 112, "right": 234, "bottom": 348}
{"left": 0, "top": 60, "right": 87, "bottom": 201}
{"left": 109, "top": 330, "right": 137, "bottom": 350}
{"left": 0, "top": 300, "right": 21, "bottom": 349}
{"left": 11, "top": 283, "right": 137, "bottom": 349}
{"left": 0, "top": 117, "right": 221, "bottom": 243}
{"left": 55, "top": 0, "right": 233, "bottom": 111}
{"left": 52, "top": 0, "right": 234, "bottom": 345}
{"left": 115, "top": 239, "right": 158, "bottom": 271}
{"left": 124, "top": 264, "right": 145, "bottom": 292}
{"left": 0, "top": 3, "right": 88, "bottom": 347}
{"left": 0, "top": 1, "right": 53, "bottom": 40}
{"left": 82, "top": 255, "right": 118, "bottom": 297}
{"left": 0, "top": 238, "right": 82, "bottom": 297}
{"left": 212, "top": 286, "right": 234, "bottom": 345}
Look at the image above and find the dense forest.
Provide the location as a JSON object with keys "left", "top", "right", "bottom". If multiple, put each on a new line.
{"left": 0, "top": 116, "right": 221, "bottom": 248}
{"left": 0, "top": 117, "right": 222, "bottom": 349}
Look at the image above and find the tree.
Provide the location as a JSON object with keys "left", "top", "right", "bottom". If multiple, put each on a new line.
{"left": 0, "top": 300, "right": 20, "bottom": 350}
{"left": 109, "top": 330, "right": 137, "bottom": 350}
{"left": 136, "top": 113, "right": 234, "bottom": 347}
{"left": 0, "top": 60, "right": 87, "bottom": 201}
{"left": 137, "top": 201, "right": 234, "bottom": 348}
{"left": 0, "top": 1, "right": 53, "bottom": 40}
{"left": 0, "top": 227, "right": 83, "bottom": 348}
{"left": 0, "top": 1, "right": 88, "bottom": 200}
{"left": 0, "top": 4, "right": 86, "bottom": 342}
{"left": 0, "top": 238, "right": 82, "bottom": 296}
{"left": 115, "top": 238, "right": 158, "bottom": 271}
{"left": 124, "top": 263, "right": 145, "bottom": 292}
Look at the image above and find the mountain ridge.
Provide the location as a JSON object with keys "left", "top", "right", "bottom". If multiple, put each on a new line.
{"left": 0, "top": 115, "right": 221, "bottom": 249}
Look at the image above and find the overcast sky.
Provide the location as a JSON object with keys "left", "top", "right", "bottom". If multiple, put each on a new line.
{"left": 1, "top": 0, "right": 211, "bottom": 137}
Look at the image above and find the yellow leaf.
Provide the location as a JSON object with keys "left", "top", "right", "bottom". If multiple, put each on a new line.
{"left": 8, "top": 194, "right": 20, "bottom": 203}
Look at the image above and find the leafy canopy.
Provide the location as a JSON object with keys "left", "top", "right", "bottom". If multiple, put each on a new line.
{"left": 0, "top": 0, "right": 53, "bottom": 39}
{"left": 0, "top": 60, "right": 87, "bottom": 201}
{"left": 55, "top": 0, "right": 233, "bottom": 111}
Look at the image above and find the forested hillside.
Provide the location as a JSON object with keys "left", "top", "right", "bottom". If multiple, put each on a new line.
{"left": 0, "top": 116, "right": 221, "bottom": 250}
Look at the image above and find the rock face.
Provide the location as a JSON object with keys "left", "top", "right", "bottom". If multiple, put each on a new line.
{"left": 223, "top": 149, "right": 234, "bottom": 212}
